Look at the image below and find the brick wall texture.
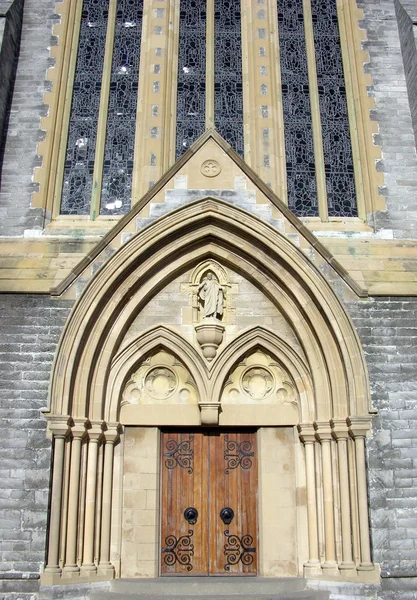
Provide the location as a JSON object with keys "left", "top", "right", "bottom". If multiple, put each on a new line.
{"left": 0, "top": 295, "right": 73, "bottom": 598}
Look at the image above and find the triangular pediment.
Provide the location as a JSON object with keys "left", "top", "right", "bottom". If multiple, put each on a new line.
{"left": 51, "top": 130, "right": 366, "bottom": 299}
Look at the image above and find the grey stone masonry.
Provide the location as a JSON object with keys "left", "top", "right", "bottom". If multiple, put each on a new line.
{"left": 346, "top": 297, "right": 417, "bottom": 582}
{"left": 0, "top": 0, "right": 24, "bottom": 167}
{"left": 0, "top": 294, "right": 72, "bottom": 599}
{"left": 358, "top": 0, "right": 417, "bottom": 238}
{"left": 0, "top": 0, "right": 59, "bottom": 236}
{"left": 395, "top": 1, "right": 417, "bottom": 152}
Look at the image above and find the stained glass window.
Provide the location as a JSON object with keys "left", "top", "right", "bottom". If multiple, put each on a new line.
{"left": 214, "top": 0, "right": 244, "bottom": 157}
{"left": 277, "top": 0, "right": 318, "bottom": 217}
{"left": 60, "top": 0, "right": 110, "bottom": 215}
{"left": 100, "top": 0, "right": 143, "bottom": 215}
{"left": 311, "top": 0, "right": 357, "bottom": 217}
{"left": 175, "top": 0, "right": 206, "bottom": 159}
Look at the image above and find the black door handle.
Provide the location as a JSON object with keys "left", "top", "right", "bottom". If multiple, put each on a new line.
{"left": 184, "top": 507, "right": 198, "bottom": 524}
{"left": 220, "top": 507, "right": 234, "bottom": 525}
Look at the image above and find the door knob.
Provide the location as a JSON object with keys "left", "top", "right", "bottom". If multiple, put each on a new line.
{"left": 184, "top": 507, "right": 198, "bottom": 524}
{"left": 220, "top": 507, "right": 234, "bottom": 525}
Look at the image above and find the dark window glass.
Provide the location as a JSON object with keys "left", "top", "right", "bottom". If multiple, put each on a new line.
{"left": 214, "top": 0, "right": 244, "bottom": 157}
{"left": 100, "top": 0, "right": 144, "bottom": 215}
{"left": 175, "top": 0, "right": 206, "bottom": 158}
{"left": 311, "top": 0, "right": 357, "bottom": 217}
{"left": 277, "top": 0, "right": 318, "bottom": 216}
{"left": 61, "top": 0, "right": 109, "bottom": 215}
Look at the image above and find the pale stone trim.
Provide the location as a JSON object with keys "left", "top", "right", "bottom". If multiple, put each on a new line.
{"left": 89, "top": 0, "right": 118, "bottom": 221}
{"left": 302, "top": 0, "right": 328, "bottom": 222}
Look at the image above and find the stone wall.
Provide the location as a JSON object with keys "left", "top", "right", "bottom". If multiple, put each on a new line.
{"left": 0, "top": 0, "right": 24, "bottom": 166}
{"left": 0, "top": 0, "right": 59, "bottom": 236}
{"left": 358, "top": 0, "right": 417, "bottom": 238}
{"left": 347, "top": 296, "right": 417, "bottom": 596}
{"left": 0, "top": 295, "right": 72, "bottom": 599}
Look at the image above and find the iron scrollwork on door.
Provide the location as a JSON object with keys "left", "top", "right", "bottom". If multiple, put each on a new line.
{"left": 164, "top": 434, "right": 194, "bottom": 474}
{"left": 162, "top": 530, "right": 194, "bottom": 571}
{"left": 223, "top": 530, "right": 256, "bottom": 570}
{"left": 224, "top": 435, "right": 255, "bottom": 474}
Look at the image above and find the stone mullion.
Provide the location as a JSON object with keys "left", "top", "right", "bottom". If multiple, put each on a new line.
{"left": 89, "top": 0, "right": 118, "bottom": 220}
{"left": 348, "top": 418, "right": 374, "bottom": 571}
{"left": 81, "top": 423, "right": 104, "bottom": 572}
{"left": 98, "top": 426, "right": 120, "bottom": 575}
{"left": 302, "top": 0, "right": 328, "bottom": 222}
{"left": 298, "top": 426, "right": 321, "bottom": 576}
{"left": 205, "top": 0, "right": 215, "bottom": 129}
{"left": 44, "top": 421, "right": 71, "bottom": 576}
{"left": 63, "top": 420, "right": 87, "bottom": 576}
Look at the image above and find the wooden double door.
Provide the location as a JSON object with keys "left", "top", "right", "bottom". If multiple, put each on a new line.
{"left": 160, "top": 430, "right": 258, "bottom": 576}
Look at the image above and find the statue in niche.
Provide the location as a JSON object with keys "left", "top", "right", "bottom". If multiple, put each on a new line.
{"left": 198, "top": 272, "right": 224, "bottom": 319}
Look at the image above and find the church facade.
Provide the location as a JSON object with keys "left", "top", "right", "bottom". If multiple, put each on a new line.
{"left": 1, "top": 1, "right": 417, "bottom": 598}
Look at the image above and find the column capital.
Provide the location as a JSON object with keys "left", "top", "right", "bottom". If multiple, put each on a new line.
{"left": 87, "top": 421, "right": 105, "bottom": 443}
{"left": 298, "top": 423, "right": 316, "bottom": 444}
{"left": 103, "top": 422, "right": 122, "bottom": 445}
{"left": 330, "top": 418, "right": 350, "bottom": 441}
{"left": 47, "top": 415, "right": 72, "bottom": 439}
{"left": 314, "top": 421, "right": 333, "bottom": 442}
{"left": 70, "top": 418, "right": 89, "bottom": 440}
{"left": 347, "top": 417, "right": 372, "bottom": 439}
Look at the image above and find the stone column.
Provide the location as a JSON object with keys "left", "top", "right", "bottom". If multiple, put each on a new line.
{"left": 63, "top": 419, "right": 87, "bottom": 576}
{"left": 348, "top": 418, "right": 374, "bottom": 571}
{"left": 298, "top": 425, "right": 321, "bottom": 576}
{"left": 331, "top": 419, "right": 355, "bottom": 573}
{"left": 44, "top": 418, "right": 71, "bottom": 576}
{"left": 98, "top": 425, "right": 120, "bottom": 576}
{"left": 315, "top": 422, "right": 338, "bottom": 576}
{"left": 81, "top": 422, "right": 104, "bottom": 573}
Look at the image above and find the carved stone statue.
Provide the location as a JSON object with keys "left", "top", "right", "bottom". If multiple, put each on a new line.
{"left": 198, "top": 272, "right": 224, "bottom": 319}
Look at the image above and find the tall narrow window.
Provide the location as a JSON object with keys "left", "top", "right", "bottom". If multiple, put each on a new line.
{"left": 214, "top": 0, "right": 244, "bottom": 157}
{"left": 175, "top": 0, "right": 206, "bottom": 159}
{"left": 277, "top": 0, "right": 318, "bottom": 217}
{"left": 61, "top": 0, "right": 110, "bottom": 215}
{"left": 311, "top": 0, "right": 357, "bottom": 217}
{"left": 100, "top": 0, "right": 143, "bottom": 215}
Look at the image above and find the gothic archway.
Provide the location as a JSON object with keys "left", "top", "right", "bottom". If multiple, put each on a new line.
{"left": 42, "top": 198, "right": 377, "bottom": 584}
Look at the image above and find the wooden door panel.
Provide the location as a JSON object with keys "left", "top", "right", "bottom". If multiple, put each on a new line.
{"left": 160, "top": 432, "right": 209, "bottom": 575}
{"left": 209, "top": 431, "right": 257, "bottom": 575}
{"left": 160, "top": 430, "right": 257, "bottom": 576}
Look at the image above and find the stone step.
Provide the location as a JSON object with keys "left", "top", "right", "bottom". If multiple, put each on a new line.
{"left": 110, "top": 577, "right": 307, "bottom": 595}
{"left": 90, "top": 593, "right": 329, "bottom": 600}
{"left": 87, "top": 577, "right": 330, "bottom": 599}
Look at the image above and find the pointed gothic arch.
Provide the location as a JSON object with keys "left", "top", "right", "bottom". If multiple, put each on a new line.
{"left": 43, "top": 198, "right": 377, "bottom": 585}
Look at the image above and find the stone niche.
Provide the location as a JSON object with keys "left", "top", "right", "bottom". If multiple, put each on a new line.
{"left": 120, "top": 350, "right": 200, "bottom": 425}
{"left": 220, "top": 350, "right": 299, "bottom": 426}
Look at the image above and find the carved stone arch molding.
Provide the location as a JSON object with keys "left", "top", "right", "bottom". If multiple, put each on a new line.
{"left": 43, "top": 198, "right": 378, "bottom": 585}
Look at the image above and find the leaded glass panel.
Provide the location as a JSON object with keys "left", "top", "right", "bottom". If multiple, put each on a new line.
{"left": 277, "top": 0, "right": 318, "bottom": 216}
{"left": 311, "top": 0, "right": 357, "bottom": 217}
{"left": 175, "top": 0, "right": 206, "bottom": 159}
{"left": 100, "top": 0, "right": 143, "bottom": 215}
{"left": 60, "top": 0, "right": 109, "bottom": 215}
{"left": 214, "top": 0, "right": 244, "bottom": 157}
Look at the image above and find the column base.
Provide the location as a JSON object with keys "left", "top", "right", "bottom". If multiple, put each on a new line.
{"left": 43, "top": 565, "right": 61, "bottom": 574}
{"left": 62, "top": 565, "right": 80, "bottom": 580}
{"left": 338, "top": 561, "right": 356, "bottom": 575}
{"left": 322, "top": 561, "right": 339, "bottom": 577}
{"left": 303, "top": 560, "right": 322, "bottom": 577}
{"left": 98, "top": 562, "right": 115, "bottom": 578}
{"left": 358, "top": 562, "right": 374, "bottom": 571}
{"left": 80, "top": 564, "right": 97, "bottom": 574}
